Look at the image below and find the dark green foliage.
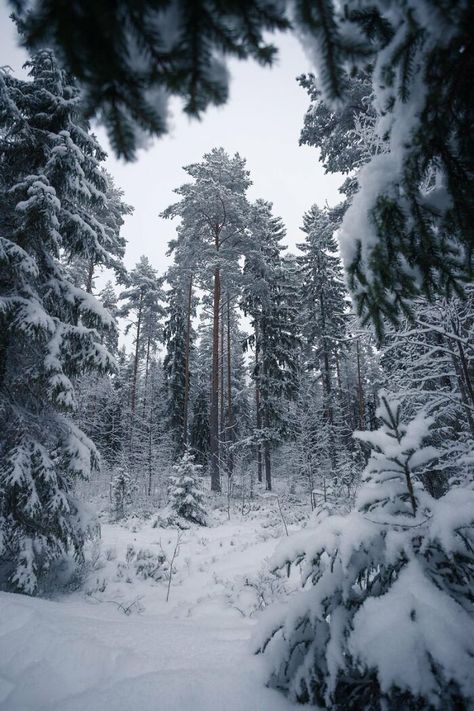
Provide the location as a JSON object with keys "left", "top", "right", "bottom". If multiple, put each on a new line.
{"left": 11, "top": 0, "right": 289, "bottom": 159}
{"left": 242, "top": 201, "right": 300, "bottom": 487}
{"left": 298, "top": 72, "right": 373, "bottom": 178}
{"left": 297, "top": 1, "right": 474, "bottom": 334}
{"left": 190, "top": 381, "right": 210, "bottom": 466}
{"left": 163, "top": 267, "right": 195, "bottom": 458}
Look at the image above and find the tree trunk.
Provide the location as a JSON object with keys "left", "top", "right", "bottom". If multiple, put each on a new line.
{"left": 456, "top": 339, "right": 474, "bottom": 409}
{"left": 450, "top": 350, "right": 474, "bottom": 437}
{"left": 319, "top": 291, "right": 333, "bottom": 425}
{"left": 263, "top": 409, "right": 272, "bottom": 491}
{"left": 255, "top": 323, "right": 263, "bottom": 484}
{"left": 226, "top": 294, "right": 234, "bottom": 480}
{"left": 210, "top": 267, "right": 221, "bottom": 492}
{"left": 220, "top": 303, "right": 225, "bottom": 471}
{"left": 356, "top": 339, "right": 366, "bottom": 430}
{"left": 147, "top": 381, "right": 154, "bottom": 496}
{"left": 130, "top": 292, "right": 143, "bottom": 417}
{"left": 261, "top": 322, "right": 271, "bottom": 491}
{"left": 142, "top": 335, "right": 151, "bottom": 418}
{"left": 183, "top": 273, "right": 193, "bottom": 447}
{"left": 85, "top": 257, "right": 95, "bottom": 294}
{"left": 130, "top": 291, "right": 143, "bottom": 458}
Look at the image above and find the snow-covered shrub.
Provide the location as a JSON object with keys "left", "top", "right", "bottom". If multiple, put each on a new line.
{"left": 111, "top": 468, "right": 137, "bottom": 521}
{"left": 255, "top": 395, "right": 474, "bottom": 710}
{"left": 167, "top": 450, "right": 207, "bottom": 526}
{"left": 110, "top": 545, "right": 167, "bottom": 584}
{"left": 132, "top": 548, "right": 167, "bottom": 582}
{"left": 220, "top": 567, "right": 290, "bottom": 618}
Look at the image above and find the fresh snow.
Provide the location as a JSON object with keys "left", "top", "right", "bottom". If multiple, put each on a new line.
{"left": 0, "top": 511, "right": 298, "bottom": 711}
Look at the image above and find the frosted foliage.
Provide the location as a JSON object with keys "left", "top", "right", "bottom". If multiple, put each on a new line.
{"left": 0, "top": 51, "right": 124, "bottom": 594}
{"left": 354, "top": 393, "right": 438, "bottom": 519}
{"left": 380, "top": 289, "right": 474, "bottom": 487}
{"left": 256, "top": 395, "right": 474, "bottom": 709}
{"left": 292, "top": 1, "right": 473, "bottom": 332}
{"left": 111, "top": 469, "right": 137, "bottom": 521}
{"left": 168, "top": 451, "right": 207, "bottom": 526}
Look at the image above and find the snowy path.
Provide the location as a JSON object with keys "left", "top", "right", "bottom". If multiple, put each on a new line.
{"left": 0, "top": 515, "right": 297, "bottom": 711}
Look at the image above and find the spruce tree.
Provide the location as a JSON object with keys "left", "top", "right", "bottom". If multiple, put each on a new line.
{"left": 294, "top": 2, "right": 474, "bottom": 333}
{"left": 163, "top": 238, "right": 197, "bottom": 458}
{"left": 162, "top": 148, "right": 251, "bottom": 492}
{"left": 0, "top": 52, "right": 122, "bottom": 593}
{"left": 242, "top": 201, "right": 299, "bottom": 490}
{"left": 257, "top": 394, "right": 474, "bottom": 709}
{"left": 168, "top": 450, "right": 207, "bottom": 526}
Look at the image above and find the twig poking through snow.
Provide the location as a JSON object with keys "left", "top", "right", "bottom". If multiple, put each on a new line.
{"left": 275, "top": 496, "right": 289, "bottom": 537}
{"left": 165, "top": 532, "right": 183, "bottom": 602}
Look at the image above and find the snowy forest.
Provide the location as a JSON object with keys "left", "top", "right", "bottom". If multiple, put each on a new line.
{"left": 0, "top": 2, "right": 473, "bottom": 711}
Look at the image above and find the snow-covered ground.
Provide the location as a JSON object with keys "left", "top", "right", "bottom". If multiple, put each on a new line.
{"left": 0, "top": 502, "right": 304, "bottom": 711}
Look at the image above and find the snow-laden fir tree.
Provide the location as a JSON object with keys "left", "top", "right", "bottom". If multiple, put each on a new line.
{"left": 111, "top": 467, "right": 137, "bottom": 521}
{"left": 163, "top": 254, "right": 196, "bottom": 459}
{"left": 242, "top": 201, "right": 299, "bottom": 490}
{"left": 0, "top": 51, "right": 124, "bottom": 593}
{"left": 297, "top": 204, "right": 348, "bottom": 382}
{"left": 168, "top": 450, "right": 207, "bottom": 526}
{"left": 294, "top": 2, "right": 474, "bottom": 334}
{"left": 256, "top": 393, "right": 474, "bottom": 710}
{"left": 189, "top": 313, "right": 213, "bottom": 467}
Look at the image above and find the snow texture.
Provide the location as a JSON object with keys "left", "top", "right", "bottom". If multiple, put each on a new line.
{"left": 0, "top": 512, "right": 297, "bottom": 711}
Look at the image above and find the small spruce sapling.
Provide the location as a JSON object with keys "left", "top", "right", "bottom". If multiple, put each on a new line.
{"left": 168, "top": 450, "right": 207, "bottom": 526}
{"left": 111, "top": 468, "right": 136, "bottom": 521}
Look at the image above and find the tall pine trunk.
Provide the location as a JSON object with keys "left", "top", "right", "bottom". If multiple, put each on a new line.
{"left": 142, "top": 335, "right": 151, "bottom": 418}
{"left": 255, "top": 322, "right": 263, "bottom": 483}
{"left": 130, "top": 291, "right": 143, "bottom": 457}
{"left": 147, "top": 379, "right": 154, "bottom": 496}
{"left": 261, "top": 322, "right": 272, "bottom": 491}
{"left": 319, "top": 291, "right": 334, "bottom": 427}
{"left": 356, "top": 339, "right": 365, "bottom": 430}
{"left": 263, "top": 409, "right": 272, "bottom": 491}
{"left": 210, "top": 266, "right": 221, "bottom": 491}
{"left": 226, "top": 295, "right": 234, "bottom": 480}
{"left": 183, "top": 273, "right": 193, "bottom": 447}
{"left": 220, "top": 304, "right": 226, "bottom": 471}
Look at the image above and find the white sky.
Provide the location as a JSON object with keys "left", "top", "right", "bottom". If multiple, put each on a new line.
{"left": 0, "top": 2, "right": 343, "bottom": 276}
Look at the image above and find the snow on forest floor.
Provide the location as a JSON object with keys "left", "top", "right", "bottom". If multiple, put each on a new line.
{"left": 0, "top": 497, "right": 309, "bottom": 711}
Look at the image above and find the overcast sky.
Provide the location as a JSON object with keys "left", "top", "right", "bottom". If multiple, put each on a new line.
{"left": 0, "top": 2, "right": 343, "bottom": 276}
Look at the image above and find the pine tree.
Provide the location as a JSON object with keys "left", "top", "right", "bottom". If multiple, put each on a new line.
{"left": 0, "top": 51, "right": 121, "bottom": 593}
{"left": 168, "top": 450, "right": 207, "bottom": 526}
{"left": 257, "top": 394, "right": 474, "bottom": 709}
{"left": 162, "top": 148, "right": 251, "bottom": 492}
